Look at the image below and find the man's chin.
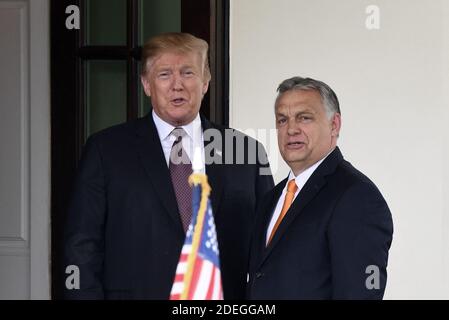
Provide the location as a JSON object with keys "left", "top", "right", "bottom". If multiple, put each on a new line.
{"left": 281, "top": 151, "right": 307, "bottom": 163}
{"left": 165, "top": 108, "right": 199, "bottom": 126}
{"left": 165, "top": 113, "right": 194, "bottom": 126}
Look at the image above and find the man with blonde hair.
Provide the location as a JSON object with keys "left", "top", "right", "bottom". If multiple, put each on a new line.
{"left": 63, "top": 33, "right": 273, "bottom": 299}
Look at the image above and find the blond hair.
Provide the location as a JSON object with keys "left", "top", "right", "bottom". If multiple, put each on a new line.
{"left": 141, "top": 32, "right": 211, "bottom": 81}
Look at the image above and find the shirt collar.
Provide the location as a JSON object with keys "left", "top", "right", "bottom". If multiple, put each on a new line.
{"left": 152, "top": 110, "right": 201, "bottom": 142}
{"left": 287, "top": 148, "right": 335, "bottom": 191}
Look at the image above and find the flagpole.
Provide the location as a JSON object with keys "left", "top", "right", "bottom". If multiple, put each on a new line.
{"left": 180, "top": 148, "right": 210, "bottom": 299}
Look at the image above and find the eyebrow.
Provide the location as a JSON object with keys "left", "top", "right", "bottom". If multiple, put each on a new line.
{"left": 154, "top": 66, "right": 171, "bottom": 72}
{"left": 276, "top": 110, "right": 315, "bottom": 117}
{"left": 154, "top": 64, "right": 196, "bottom": 72}
{"left": 180, "top": 65, "right": 196, "bottom": 71}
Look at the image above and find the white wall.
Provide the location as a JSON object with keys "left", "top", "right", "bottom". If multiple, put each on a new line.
{"left": 230, "top": 0, "right": 449, "bottom": 299}
{"left": 0, "top": 0, "right": 50, "bottom": 299}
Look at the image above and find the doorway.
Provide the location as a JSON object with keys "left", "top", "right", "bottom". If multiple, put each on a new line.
{"left": 50, "top": 0, "right": 229, "bottom": 298}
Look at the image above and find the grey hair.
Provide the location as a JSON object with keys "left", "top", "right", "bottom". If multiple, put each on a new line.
{"left": 276, "top": 76, "right": 340, "bottom": 118}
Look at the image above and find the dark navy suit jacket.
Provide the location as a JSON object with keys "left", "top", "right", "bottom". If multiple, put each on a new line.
{"left": 247, "top": 147, "right": 393, "bottom": 299}
{"left": 62, "top": 113, "right": 274, "bottom": 299}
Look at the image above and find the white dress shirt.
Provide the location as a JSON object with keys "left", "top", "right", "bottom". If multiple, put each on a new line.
{"left": 266, "top": 149, "right": 335, "bottom": 245}
{"left": 152, "top": 110, "right": 205, "bottom": 173}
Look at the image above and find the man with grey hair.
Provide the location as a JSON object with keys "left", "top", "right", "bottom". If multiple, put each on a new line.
{"left": 247, "top": 76, "right": 393, "bottom": 299}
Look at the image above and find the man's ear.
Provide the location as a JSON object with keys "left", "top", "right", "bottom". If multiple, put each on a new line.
{"left": 331, "top": 113, "right": 342, "bottom": 137}
{"left": 141, "top": 75, "right": 151, "bottom": 97}
{"left": 202, "top": 79, "right": 210, "bottom": 96}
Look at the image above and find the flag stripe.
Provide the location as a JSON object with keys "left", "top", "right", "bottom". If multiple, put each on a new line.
{"left": 174, "top": 273, "right": 184, "bottom": 283}
{"left": 193, "top": 260, "right": 213, "bottom": 300}
{"left": 205, "top": 265, "right": 216, "bottom": 300}
{"left": 170, "top": 282, "right": 184, "bottom": 295}
{"left": 213, "top": 269, "right": 222, "bottom": 299}
{"left": 175, "top": 261, "right": 187, "bottom": 274}
{"left": 170, "top": 293, "right": 180, "bottom": 300}
{"left": 189, "top": 258, "right": 204, "bottom": 299}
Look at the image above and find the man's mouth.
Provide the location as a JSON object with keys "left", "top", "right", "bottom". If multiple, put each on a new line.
{"left": 171, "top": 98, "right": 186, "bottom": 106}
{"left": 286, "top": 141, "right": 305, "bottom": 149}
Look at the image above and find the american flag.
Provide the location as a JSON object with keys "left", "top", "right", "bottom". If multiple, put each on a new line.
{"left": 169, "top": 174, "right": 223, "bottom": 300}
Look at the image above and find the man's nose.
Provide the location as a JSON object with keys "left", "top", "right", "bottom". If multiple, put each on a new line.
{"left": 172, "top": 73, "right": 183, "bottom": 91}
{"left": 287, "top": 119, "right": 301, "bottom": 135}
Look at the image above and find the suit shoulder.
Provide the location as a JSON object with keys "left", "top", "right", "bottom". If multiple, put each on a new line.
{"left": 329, "top": 159, "right": 393, "bottom": 239}
{"left": 85, "top": 117, "right": 143, "bottom": 145}
{"left": 81, "top": 118, "right": 148, "bottom": 161}
{"left": 332, "top": 160, "right": 387, "bottom": 206}
{"left": 206, "top": 120, "right": 264, "bottom": 147}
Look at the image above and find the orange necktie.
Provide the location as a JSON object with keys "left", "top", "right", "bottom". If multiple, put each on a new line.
{"left": 267, "top": 179, "right": 298, "bottom": 245}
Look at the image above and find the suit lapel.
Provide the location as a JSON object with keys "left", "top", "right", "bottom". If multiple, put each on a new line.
{"left": 253, "top": 181, "right": 285, "bottom": 268}
{"left": 134, "top": 114, "right": 184, "bottom": 234}
{"left": 258, "top": 147, "right": 344, "bottom": 268}
{"left": 202, "top": 117, "right": 224, "bottom": 217}
{"left": 205, "top": 163, "right": 224, "bottom": 217}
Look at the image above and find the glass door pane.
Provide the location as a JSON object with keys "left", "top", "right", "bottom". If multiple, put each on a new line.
{"left": 139, "top": 0, "right": 181, "bottom": 45}
{"left": 138, "top": 64, "right": 152, "bottom": 118}
{"left": 86, "top": 0, "right": 127, "bottom": 45}
{"left": 85, "top": 60, "right": 127, "bottom": 138}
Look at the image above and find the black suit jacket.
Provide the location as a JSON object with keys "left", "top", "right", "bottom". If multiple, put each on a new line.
{"left": 62, "top": 113, "right": 274, "bottom": 299}
{"left": 247, "top": 147, "right": 393, "bottom": 299}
